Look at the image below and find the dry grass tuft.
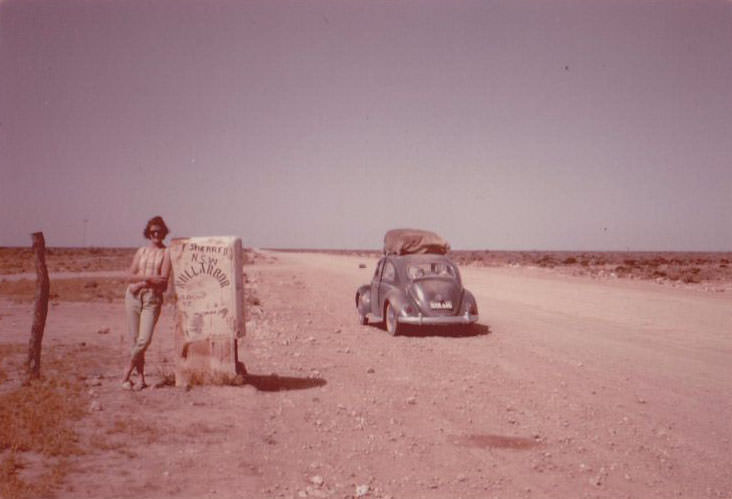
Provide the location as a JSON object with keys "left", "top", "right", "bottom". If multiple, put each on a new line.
{"left": 154, "top": 367, "right": 176, "bottom": 388}
{"left": 0, "top": 345, "right": 87, "bottom": 498}
{"left": 181, "top": 371, "right": 246, "bottom": 387}
{"left": 0, "top": 378, "right": 85, "bottom": 456}
{"left": 105, "top": 417, "right": 164, "bottom": 446}
{"left": 0, "top": 344, "right": 26, "bottom": 385}
{"left": 0, "top": 453, "right": 71, "bottom": 499}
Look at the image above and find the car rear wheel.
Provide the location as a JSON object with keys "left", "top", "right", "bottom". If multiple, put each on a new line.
{"left": 385, "top": 302, "right": 400, "bottom": 336}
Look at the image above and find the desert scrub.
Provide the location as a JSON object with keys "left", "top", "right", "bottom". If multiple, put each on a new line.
{"left": 0, "top": 366, "right": 86, "bottom": 498}
{"left": 0, "top": 247, "right": 135, "bottom": 274}
{"left": 0, "top": 277, "right": 126, "bottom": 303}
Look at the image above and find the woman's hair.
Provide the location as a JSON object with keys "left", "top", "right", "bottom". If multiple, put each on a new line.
{"left": 143, "top": 216, "right": 170, "bottom": 239}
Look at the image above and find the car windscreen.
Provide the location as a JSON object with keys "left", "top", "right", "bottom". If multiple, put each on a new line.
{"left": 407, "top": 262, "right": 456, "bottom": 280}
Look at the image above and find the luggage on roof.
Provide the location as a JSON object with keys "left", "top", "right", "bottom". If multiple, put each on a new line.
{"left": 383, "top": 229, "right": 450, "bottom": 255}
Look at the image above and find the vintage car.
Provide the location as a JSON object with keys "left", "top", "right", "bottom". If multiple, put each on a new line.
{"left": 355, "top": 229, "right": 479, "bottom": 335}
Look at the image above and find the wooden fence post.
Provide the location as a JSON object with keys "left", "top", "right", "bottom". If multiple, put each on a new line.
{"left": 27, "top": 232, "right": 49, "bottom": 381}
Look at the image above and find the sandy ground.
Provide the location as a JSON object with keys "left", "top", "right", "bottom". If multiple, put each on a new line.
{"left": 1, "top": 251, "right": 731, "bottom": 498}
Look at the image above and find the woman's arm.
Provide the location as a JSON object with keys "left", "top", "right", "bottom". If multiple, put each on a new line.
{"left": 126, "top": 248, "right": 145, "bottom": 284}
{"left": 126, "top": 248, "right": 147, "bottom": 293}
{"left": 127, "top": 247, "right": 171, "bottom": 292}
{"left": 145, "top": 249, "right": 172, "bottom": 290}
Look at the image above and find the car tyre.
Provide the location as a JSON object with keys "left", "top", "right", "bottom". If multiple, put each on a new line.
{"left": 385, "top": 302, "right": 400, "bottom": 336}
{"left": 356, "top": 294, "right": 368, "bottom": 325}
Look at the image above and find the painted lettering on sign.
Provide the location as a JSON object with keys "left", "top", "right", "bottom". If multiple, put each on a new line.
{"left": 174, "top": 261, "right": 231, "bottom": 289}
{"left": 181, "top": 243, "right": 232, "bottom": 257}
{"left": 174, "top": 243, "right": 234, "bottom": 289}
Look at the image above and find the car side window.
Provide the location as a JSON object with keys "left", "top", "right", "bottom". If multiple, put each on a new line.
{"left": 382, "top": 261, "right": 396, "bottom": 282}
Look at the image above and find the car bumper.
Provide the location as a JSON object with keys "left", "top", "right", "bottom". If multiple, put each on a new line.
{"left": 398, "top": 312, "right": 479, "bottom": 326}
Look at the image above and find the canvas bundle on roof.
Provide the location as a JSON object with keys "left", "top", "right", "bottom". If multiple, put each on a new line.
{"left": 383, "top": 229, "right": 450, "bottom": 256}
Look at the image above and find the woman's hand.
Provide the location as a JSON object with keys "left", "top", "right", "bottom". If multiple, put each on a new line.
{"left": 146, "top": 276, "right": 168, "bottom": 285}
{"left": 129, "top": 281, "right": 146, "bottom": 295}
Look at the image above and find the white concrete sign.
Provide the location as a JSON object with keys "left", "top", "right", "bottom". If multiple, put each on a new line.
{"left": 169, "top": 236, "right": 244, "bottom": 384}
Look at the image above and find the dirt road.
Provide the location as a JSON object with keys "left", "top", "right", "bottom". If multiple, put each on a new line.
{"left": 3, "top": 251, "right": 732, "bottom": 498}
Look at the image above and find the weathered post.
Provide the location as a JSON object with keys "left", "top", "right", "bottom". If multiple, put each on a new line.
{"left": 27, "top": 232, "right": 49, "bottom": 380}
{"left": 169, "top": 236, "right": 245, "bottom": 386}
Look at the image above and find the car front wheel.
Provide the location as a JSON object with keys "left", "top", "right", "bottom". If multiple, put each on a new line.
{"left": 385, "top": 302, "right": 400, "bottom": 336}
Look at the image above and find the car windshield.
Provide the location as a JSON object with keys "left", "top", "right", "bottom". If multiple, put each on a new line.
{"left": 407, "top": 262, "right": 456, "bottom": 280}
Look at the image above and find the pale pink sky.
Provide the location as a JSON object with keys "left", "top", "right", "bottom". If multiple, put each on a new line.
{"left": 2, "top": 0, "right": 731, "bottom": 250}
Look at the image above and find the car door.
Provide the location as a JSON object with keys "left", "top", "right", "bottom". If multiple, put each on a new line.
{"left": 378, "top": 259, "right": 397, "bottom": 314}
{"left": 370, "top": 258, "right": 384, "bottom": 316}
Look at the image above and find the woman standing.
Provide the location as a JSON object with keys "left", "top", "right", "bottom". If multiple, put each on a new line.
{"left": 121, "top": 216, "right": 171, "bottom": 390}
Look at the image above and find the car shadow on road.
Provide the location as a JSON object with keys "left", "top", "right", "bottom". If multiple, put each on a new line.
{"left": 244, "top": 373, "right": 327, "bottom": 392}
{"left": 363, "top": 322, "right": 491, "bottom": 338}
{"left": 402, "top": 323, "right": 491, "bottom": 338}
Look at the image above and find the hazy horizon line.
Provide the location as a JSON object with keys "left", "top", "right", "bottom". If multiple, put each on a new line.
{"left": 2, "top": 245, "right": 731, "bottom": 254}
